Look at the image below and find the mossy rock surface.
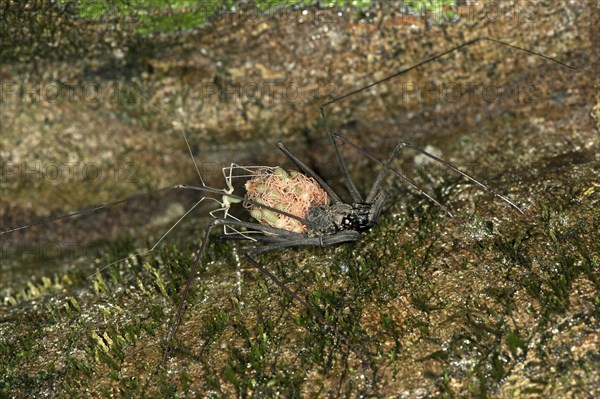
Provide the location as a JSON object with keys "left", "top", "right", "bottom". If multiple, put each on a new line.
{"left": 1, "top": 1, "right": 598, "bottom": 398}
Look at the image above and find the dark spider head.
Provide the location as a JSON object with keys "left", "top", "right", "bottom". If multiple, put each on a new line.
{"left": 306, "top": 191, "right": 387, "bottom": 236}
{"left": 341, "top": 203, "right": 376, "bottom": 232}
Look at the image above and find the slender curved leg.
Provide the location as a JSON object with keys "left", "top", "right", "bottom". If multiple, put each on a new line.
{"left": 319, "top": 107, "right": 363, "bottom": 203}
{"left": 402, "top": 142, "right": 525, "bottom": 214}
{"left": 161, "top": 218, "right": 302, "bottom": 364}
{"left": 244, "top": 240, "right": 371, "bottom": 381}
{"left": 332, "top": 134, "right": 455, "bottom": 217}
{"left": 319, "top": 37, "right": 575, "bottom": 112}
{"left": 364, "top": 142, "right": 413, "bottom": 204}
{"left": 162, "top": 216, "right": 360, "bottom": 364}
{"left": 314, "top": 36, "right": 576, "bottom": 217}
{"left": 276, "top": 141, "right": 342, "bottom": 204}
{"left": 162, "top": 220, "right": 218, "bottom": 364}
{"left": 324, "top": 133, "right": 525, "bottom": 216}
{"left": 1, "top": 184, "right": 181, "bottom": 235}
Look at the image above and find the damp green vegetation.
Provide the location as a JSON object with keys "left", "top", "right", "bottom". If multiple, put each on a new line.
{"left": 65, "top": 0, "right": 453, "bottom": 35}
{"left": 62, "top": 0, "right": 378, "bottom": 35}
{"left": 1, "top": 1, "right": 598, "bottom": 398}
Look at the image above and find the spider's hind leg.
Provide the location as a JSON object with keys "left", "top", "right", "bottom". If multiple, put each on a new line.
{"left": 244, "top": 240, "right": 372, "bottom": 383}
{"left": 162, "top": 219, "right": 219, "bottom": 365}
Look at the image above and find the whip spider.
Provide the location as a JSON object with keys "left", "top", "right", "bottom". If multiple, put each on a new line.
{"left": 2, "top": 37, "right": 575, "bottom": 385}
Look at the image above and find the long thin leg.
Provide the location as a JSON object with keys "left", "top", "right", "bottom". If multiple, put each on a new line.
{"left": 0, "top": 182, "right": 286, "bottom": 236}
{"left": 161, "top": 218, "right": 296, "bottom": 364}
{"left": 244, "top": 243, "right": 368, "bottom": 368}
{"left": 162, "top": 220, "right": 313, "bottom": 363}
{"left": 332, "top": 133, "right": 455, "bottom": 217}
{"left": 319, "top": 109, "right": 363, "bottom": 203}
{"left": 214, "top": 218, "right": 313, "bottom": 240}
{"left": 162, "top": 220, "right": 217, "bottom": 364}
{"left": 276, "top": 141, "right": 342, "bottom": 204}
{"left": 365, "top": 142, "right": 409, "bottom": 204}
{"left": 400, "top": 142, "right": 525, "bottom": 215}
{"left": 163, "top": 228, "right": 370, "bottom": 379}
{"left": 331, "top": 133, "right": 522, "bottom": 216}
{"left": 162, "top": 216, "right": 360, "bottom": 363}
{"left": 320, "top": 36, "right": 576, "bottom": 111}
{"left": 0, "top": 185, "right": 181, "bottom": 235}
{"left": 316, "top": 36, "right": 576, "bottom": 214}
{"left": 1, "top": 184, "right": 212, "bottom": 283}
{"left": 86, "top": 198, "right": 206, "bottom": 278}
{"left": 135, "top": 94, "right": 206, "bottom": 186}
{"left": 217, "top": 218, "right": 360, "bottom": 247}
{"left": 362, "top": 139, "right": 525, "bottom": 215}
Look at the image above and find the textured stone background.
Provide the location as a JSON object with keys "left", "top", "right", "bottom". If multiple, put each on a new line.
{"left": 1, "top": 1, "right": 598, "bottom": 397}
